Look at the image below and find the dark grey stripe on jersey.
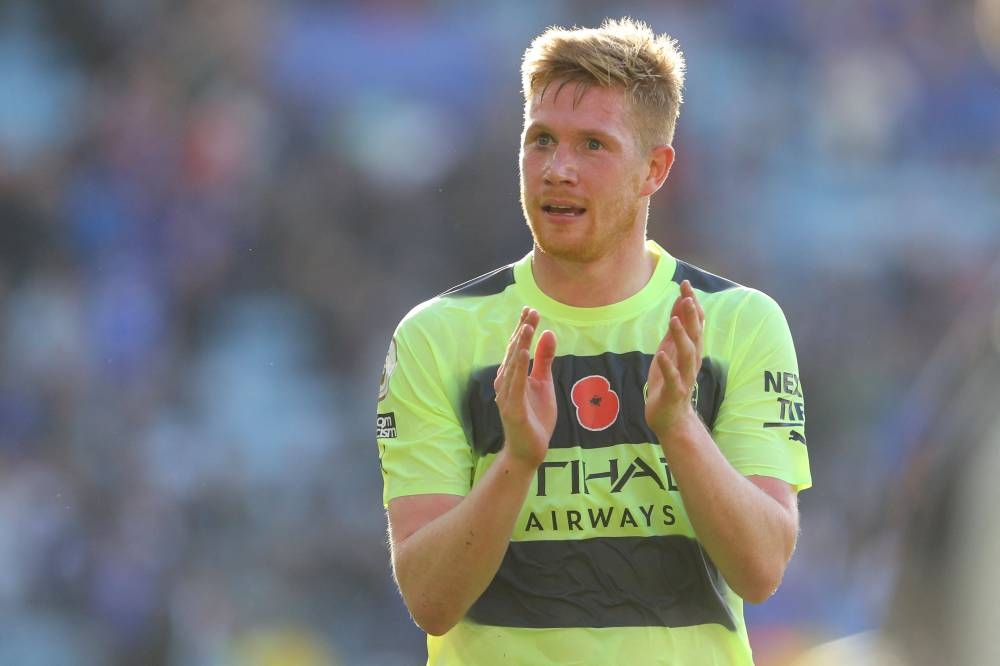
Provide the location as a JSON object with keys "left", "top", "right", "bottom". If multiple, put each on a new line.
{"left": 672, "top": 259, "right": 739, "bottom": 294}
{"left": 467, "top": 535, "right": 735, "bottom": 630}
{"left": 697, "top": 357, "right": 725, "bottom": 432}
{"left": 440, "top": 264, "right": 516, "bottom": 298}
{"left": 465, "top": 352, "right": 725, "bottom": 456}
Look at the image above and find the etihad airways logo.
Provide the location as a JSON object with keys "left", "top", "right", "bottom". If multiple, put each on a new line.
{"left": 571, "top": 375, "right": 620, "bottom": 431}
{"left": 525, "top": 454, "right": 682, "bottom": 534}
{"left": 535, "top": 455, "right": 679, "bottom": 497}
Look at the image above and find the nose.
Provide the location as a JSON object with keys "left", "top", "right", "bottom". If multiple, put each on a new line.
{"left": 543, "top": 144, "right": 578, "bottom": 186}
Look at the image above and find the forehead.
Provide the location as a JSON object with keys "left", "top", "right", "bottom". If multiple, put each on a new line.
{"left": 524, "top": 82, "right": 633, "bottom": 136}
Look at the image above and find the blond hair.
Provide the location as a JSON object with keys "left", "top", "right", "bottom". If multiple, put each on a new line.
{"left": 521, "top": 17, "right": 686, "bottom": 147}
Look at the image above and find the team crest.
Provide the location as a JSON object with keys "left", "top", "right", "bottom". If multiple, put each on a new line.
{"left": 378, "top": 338, "right": 397, "bottom": 401}
{"left": 571, "top": 375, "right": 620, "bottom": 431}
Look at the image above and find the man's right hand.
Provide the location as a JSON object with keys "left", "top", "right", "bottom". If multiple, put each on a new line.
{"left": 388, "top": 307, "right": 557, "bottom": 635}
{"left": 493, "top": 307, "right": 558, "bottom": 470}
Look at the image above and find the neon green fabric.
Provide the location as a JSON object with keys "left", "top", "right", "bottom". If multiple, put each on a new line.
{"left": 377, "top": 240, "right": 811, "bottom": 665}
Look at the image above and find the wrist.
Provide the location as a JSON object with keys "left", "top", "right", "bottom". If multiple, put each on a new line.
{"left": 654, "top": 406, "right": 703, "bottom": 450}
{"left": 496, "top": 446, "right": 544, "bottom": 479}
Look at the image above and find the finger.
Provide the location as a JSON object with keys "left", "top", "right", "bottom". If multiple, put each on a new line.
{"left": 671, "top": 280, "right": 695, "bottom": 318}
{"left": 657, "top": 306, "right": 679, "bottom": 355}
{"left": 680, "top": 297, "right": 701, "bottom": 349}
{"left": 670, "top": 290, "right": 685, "bottom": 321}
{"left": 670, "top": 316, "right": 698, "bottom": 384}
{"left": 693, "top": 291, "right": 706, "bottom": 326}
{"left": 508, "top": 307, "right": 530, "bottom": 351}
{"left": 680, "top": 280, "right": 705, "bottom": 324}
{"left": 657, "top": 326, "right": 679, "bottom": 362}
{"left": 507, "top": 306, "right": 528, "bottom": 340}
{"left": 504, "top": 325, "right": 535, "bottom": 404}
{"left": 678, "top": 281, "right": 704, "bottom": 358}
{"left": 496, "top": 330, "right": 517, "bottom": 390}
{"left": 664, "top": 282, "right": 693, "bottom": 349}
{"left": 523, "top": 307, "right": 540, "bottom": 330}
{"left": 517, "top": 310, "right": 540, "bottom": 362}
{"left": 656, "top": 323, "right": 671, "bottom": 355}
{"left": 515, "top": 310, "right": 540, "bottom": 358}
{"left": 499, "top": 308, "right": 532, "bottom": 374}
{"left": 531, "top": 330, "right": 557, "bottom": 382}
{"left": 682, "top": 285, "right": 706, "bottom": 355}
{"left": 689, "top": 298, "right": 705, "bottom": 361}
{"left": 493, "top": 305, "right": 529, "bottom": 398}
{"left": 497, "top": 321, "right": 530, "bottom": 403}
{"left": 654, "top": 349, "right": 684, "bottom": 398}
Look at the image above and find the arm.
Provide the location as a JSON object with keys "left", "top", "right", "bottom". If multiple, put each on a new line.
{"left": 388, "top": 455, "right": 535, "bottom": 635}
{"left": 645, "top": 281, "right": 799, "bottom": 603}
{"left": 656, "top": 412, "right": 798, "bottom": 603}
{"left": 387, "top": 307, "right": 557, "bottom": 635}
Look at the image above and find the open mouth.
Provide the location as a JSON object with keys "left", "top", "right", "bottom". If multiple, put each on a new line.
{"left": 542, "top": 204, "right": 587, "bottom": 217}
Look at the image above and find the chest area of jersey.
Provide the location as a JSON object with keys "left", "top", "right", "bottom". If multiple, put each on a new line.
{"left": 463, "top": 351, "right": 724, "bottom": 457}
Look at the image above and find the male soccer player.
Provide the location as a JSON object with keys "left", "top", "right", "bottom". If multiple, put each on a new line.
{"left": 376, "top": 17, "right": 811, "bottom": 665}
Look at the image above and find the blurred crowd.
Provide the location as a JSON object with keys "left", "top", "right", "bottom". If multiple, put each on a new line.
{"left": 0, "top": 1, "right": 996, "bottom": 664}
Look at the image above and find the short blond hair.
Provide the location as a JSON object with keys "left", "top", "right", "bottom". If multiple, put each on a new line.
{"left": 521, "top": 17, "right": 686, "bottom": 148}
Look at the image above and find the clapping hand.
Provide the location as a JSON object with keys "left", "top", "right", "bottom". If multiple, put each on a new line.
{"left": 645, "top": 280, "right": 705, "bottom": 436}
{"left": 494, "top": 307, "right": 558, "bottom": 469}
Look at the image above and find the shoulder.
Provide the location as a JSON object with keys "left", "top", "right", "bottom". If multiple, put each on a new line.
{"left": 439, "top": 263, "right": 517, "bottom": 298}
{"left": 714, "top": 286, "right": 788, "bottom": 341}
{"left": 670, "top": 257, "right": 781, "bottom": 314}
{"left": 395, "top": 262, "right": 518, "bottom": 340}
{"left": 670, "top": 257, "right": 742, "bottom": 295}
{"left": 669, "top": 257, "right": 788, "bottom": 335}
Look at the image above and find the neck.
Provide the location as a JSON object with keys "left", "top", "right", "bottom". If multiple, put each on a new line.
{"left": 531, "top": 240, "right": 658, "bottom": 307}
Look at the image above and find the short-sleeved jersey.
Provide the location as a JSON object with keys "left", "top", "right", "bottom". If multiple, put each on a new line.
{"left": 377, "top": 240, "right": 811, "bottom": 665}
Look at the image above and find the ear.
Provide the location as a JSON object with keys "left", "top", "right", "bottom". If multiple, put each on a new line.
{"left": 639, "top": 144, "right": 675, "bottom": 198}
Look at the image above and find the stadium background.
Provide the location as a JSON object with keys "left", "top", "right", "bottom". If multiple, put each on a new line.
{"left": 0, "top": 1, "right": 997, "bottom": 664}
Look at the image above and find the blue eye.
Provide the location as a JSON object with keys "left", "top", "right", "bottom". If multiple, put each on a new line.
{"left": 586, "top": 138, "right": 602, "bottom": 150}
{"left": 536, "top": 135, "right": 552, "bottom": 146}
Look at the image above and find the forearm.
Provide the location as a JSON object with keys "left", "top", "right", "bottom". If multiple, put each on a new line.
{"left": 391, "top": 450, "right": 536, "bottom": 635}
{"left": 657, "top": 409, "right": 798, "bottom": 603}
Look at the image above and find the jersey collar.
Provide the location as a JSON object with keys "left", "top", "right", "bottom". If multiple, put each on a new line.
{"left": 513, "top": 240, "right": 678, "bottom": 324}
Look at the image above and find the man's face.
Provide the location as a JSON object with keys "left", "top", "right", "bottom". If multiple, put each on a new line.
{"left": 519, "top": 82, "right": 652, "bottom": 264}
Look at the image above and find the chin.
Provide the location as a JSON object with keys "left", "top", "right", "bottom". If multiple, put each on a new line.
{"left": 533, "top": 236, "right": 599, "bottom": 263}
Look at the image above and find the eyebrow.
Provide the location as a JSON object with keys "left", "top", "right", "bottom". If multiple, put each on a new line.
{"left": 524, "top": 122, "right": 620, "bottom": 145}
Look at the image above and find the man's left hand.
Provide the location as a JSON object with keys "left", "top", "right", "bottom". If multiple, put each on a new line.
{"left": 645, "top": 279, "right": 705, "bottom": 436}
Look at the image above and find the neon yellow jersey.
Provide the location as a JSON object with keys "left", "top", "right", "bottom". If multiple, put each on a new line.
{"left": 377, "top": 240, "right": 811, "bottom": 665}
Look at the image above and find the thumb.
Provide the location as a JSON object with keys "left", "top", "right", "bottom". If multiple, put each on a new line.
{"left": 531, "top": 330, "right": 557, "bottom": 381}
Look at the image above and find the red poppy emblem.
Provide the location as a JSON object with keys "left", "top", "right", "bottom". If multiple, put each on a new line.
{"left": 571, "top": 375, "right": 620, "bottom": 431}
